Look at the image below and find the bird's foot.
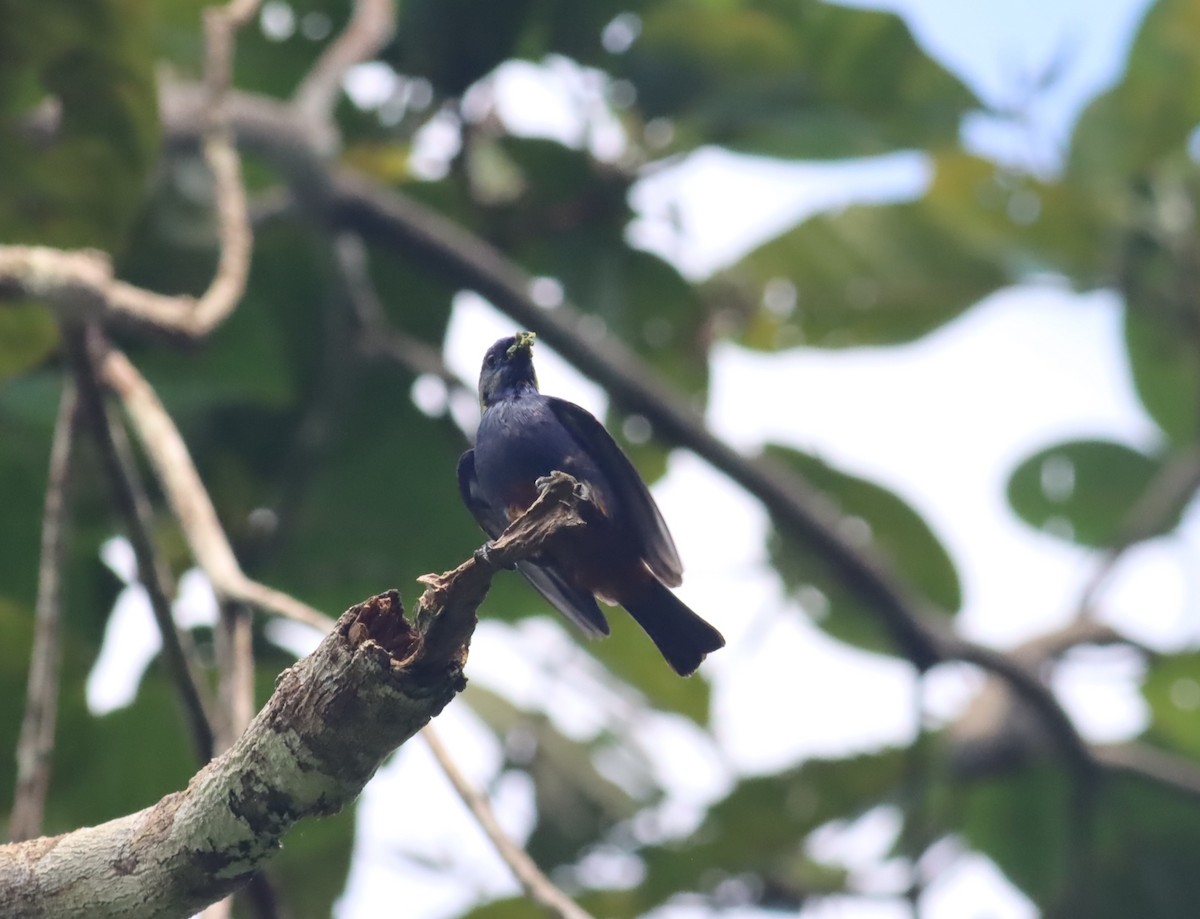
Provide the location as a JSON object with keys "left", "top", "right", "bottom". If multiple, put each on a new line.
{"left": 474, "top": 540, "right": 515, "bottom": 570}
{"left": 536, "top": 473, "right": 592, "bottom": 504}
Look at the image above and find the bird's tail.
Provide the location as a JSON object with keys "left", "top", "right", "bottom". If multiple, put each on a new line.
{"left": 622, "top": 577, "right": 725, "bottom": 676}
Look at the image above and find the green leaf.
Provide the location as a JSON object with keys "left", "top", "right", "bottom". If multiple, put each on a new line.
{"left": 766, "top": 445, "right": 959, "bottom": 653}
{"left": 958, "top": 764, "right": 1200, "bottom": 917}
{"left": 1006, "top": 439, "right": 1169, "bottom": 548}
{"left": 49, "top": 673, "right": 198, "bottom": 830}
{"left": 392, "top": 0, "right": 536, "bottom": 96}
{"left": 621, "top": 0, "right": 976, "bottom": 159}
{"left": 727, "top": 152, "right": 1105, "bottom": 350}
{"left": 627, "top": 748, "right": 906, "bottom": 912}
{"left": 1124, "top": 295, "right": 1200, "bottom": 445}
{"left": 956, "top": 764, "right": 1072, "bottom": 904}
{"left": 266, "top": 361, "right": 471, "bottom": 614}
{"left": 0, "top": 306, "right": 58, "bottom": 381}
{"left": 270, "top": 808, "right": 356, "bottom": 919}
{"left": 0, "top": 597, "right": 37, "bottom": 813}
{"left": 1140, "top": 651, "right": 1200, "bottom": 760}
{"left": 1068, "top": 0, "right": 1200, "bottom": 186}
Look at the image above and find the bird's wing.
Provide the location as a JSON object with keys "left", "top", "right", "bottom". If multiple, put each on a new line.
{"left": 457, "top": 449, "right": 610, "bottom": 637}
{"left": 546, "top": 396, "right": 684, "bottom": 587}
{"left": 457, "top": 449, "right": 506, "bottom": 537}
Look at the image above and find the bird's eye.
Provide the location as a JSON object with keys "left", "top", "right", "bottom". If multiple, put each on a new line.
{"left": 485, "top": 353, "right": 497, "bottom": 369}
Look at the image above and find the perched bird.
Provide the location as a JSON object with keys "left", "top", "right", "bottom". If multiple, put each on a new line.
{"left": 457, "top": 332, "right": 725, "bottom": 676}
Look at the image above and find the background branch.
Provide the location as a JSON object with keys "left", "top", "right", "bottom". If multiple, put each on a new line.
{"left": 292, "top": 0, "right": 397, "bottom": 129}
{"left": 66, "top": 328, "right": 218, "bottom": 762}
{"left": 98, "top": 346, "right": 334, "bottom": 634}
{"left": 424, "top": 726, "right": 596, "bottom": 919}
{"left": 9, "top": 382, "right": 78, "bottom": 843}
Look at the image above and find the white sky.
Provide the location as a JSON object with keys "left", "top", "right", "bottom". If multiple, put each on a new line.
{"left": 90, "top": 1, "right": 1190, "bottom": 917}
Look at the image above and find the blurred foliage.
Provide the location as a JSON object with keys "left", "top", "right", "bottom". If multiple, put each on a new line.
{"left": 3, "top": 0, "right": 1200, "bottom": 917}
{"left": 1006, "top": 439, "right": 1175, "bottom": 548}
{"left": 620, "top": 0, "right": 974, "bottom": 158}
{"left": 0, "top": 0, "right": 158, "bottom": 249}
{"left": 767, "top": 443, "right": 960, "bottom": 653}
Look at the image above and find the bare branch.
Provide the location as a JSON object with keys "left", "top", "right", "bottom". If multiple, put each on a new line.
{"left": 10, "top": 383, "right": 78, "bottom": 843}
{"left": 292, "top": 0, "right": 397, "bottom": 128}
{"left": 97, "top": 346, "right": 334, "bottom": 634}
{"left": 64, "top": 327, "right": 219, "bottom": 761}
{"left": 332, "top": 232, "right": 468, "bottom": 389}
{"left": 0, "top": 474, "right": 590, "bottom": 919}
{"left": 424, "top": 726, "right": 596, "bottom": 919}
{"left": 1094, "top": 742, "right": 1200, "bottom": 801}
{"left": 215, "top": 603, "right": 256, "bottom": 747}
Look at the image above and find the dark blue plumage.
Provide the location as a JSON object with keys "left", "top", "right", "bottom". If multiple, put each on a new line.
{"left": 457, "top": 333, "right": 725, "bottom": 675}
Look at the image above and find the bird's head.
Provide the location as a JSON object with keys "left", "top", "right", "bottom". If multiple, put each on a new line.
{"left": 478, "top": 331, "right": 539, "bottom": 408}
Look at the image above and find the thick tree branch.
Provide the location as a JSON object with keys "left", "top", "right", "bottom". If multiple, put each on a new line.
{"left": 10, "top": 383, "right": 78, "bottom": 843}
{"left": 0, "top": 474, "right": 590, "bottom": 919}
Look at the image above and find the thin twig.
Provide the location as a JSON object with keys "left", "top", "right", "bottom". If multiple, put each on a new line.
{"left": 292, "top": 0, "right": 396, "bottom": 127}
{"left": 10, "top": 382, "right": 77, "bottom": 842}
{"left": 333, "top": 232, "right": 468, "bottom": 388}
{"left": 98, "top": 346, "right": 335, "bottom": 634}
{"left": 1094, "top": 742, "right": 1200, "bottom": 801}
{"left": 66, "top": 328, "right": 218, "bottom": 762}
{"left": 423, "top": 726, "right": 596, "bottom": 919}
{"left": 216, "top": 602, "right": 256, "bottom": 748}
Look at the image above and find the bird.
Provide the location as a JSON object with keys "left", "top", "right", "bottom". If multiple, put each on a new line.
{"left": 457, "top": 331, "right": 725, "bottom": 676}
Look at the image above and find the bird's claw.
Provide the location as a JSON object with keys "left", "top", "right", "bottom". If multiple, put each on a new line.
{"left": 474, "top": 540, "right": 515, "bottom": 570}
{"left": 535, "top": 473, "right": 592, "bottom": 505}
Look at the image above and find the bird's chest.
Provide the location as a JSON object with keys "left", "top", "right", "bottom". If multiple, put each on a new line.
{"left": 474, "top": 400, "right": 583, "bottom": 509}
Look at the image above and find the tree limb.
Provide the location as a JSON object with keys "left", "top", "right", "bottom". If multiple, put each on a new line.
{"left": 65, "top": 328, "right": 221, "bottom": 762}
{"left": 0, "top": 473, "right": 590, "bottom": 919}
{"left": 97, "top": 345, "right": 335, "bottom": 634}
{"left": 10, "top": 382, "right": 78, "bottom": 842}
{"left": 291, "top": 0, "right": 397, "bottom": 130}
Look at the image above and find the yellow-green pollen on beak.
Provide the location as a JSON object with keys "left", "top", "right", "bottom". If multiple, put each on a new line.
{"left": 507, "top": 331, "right": 536, "bottom": 356}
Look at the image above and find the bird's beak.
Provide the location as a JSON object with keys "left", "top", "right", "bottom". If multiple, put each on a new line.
{"left": 507, "top": 331, "right": 536, "bottom": 357}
